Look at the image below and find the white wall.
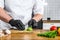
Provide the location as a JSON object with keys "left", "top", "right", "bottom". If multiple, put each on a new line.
{"left": 43, "top": 0, "right": 60, "bottom": 20}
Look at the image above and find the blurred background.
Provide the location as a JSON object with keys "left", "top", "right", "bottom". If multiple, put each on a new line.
{"left": 43, "top": 0, "right": 60, "bottom": 20}
{"left": 41, "top": 0, "right": 60, "bottom": 30}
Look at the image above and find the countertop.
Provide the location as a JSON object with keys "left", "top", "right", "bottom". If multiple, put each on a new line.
{"left": 0, "top": 29, "right": 60, "bottom": 40}
{"left": 43, "top": 20, "right": 60, "bottom": 23}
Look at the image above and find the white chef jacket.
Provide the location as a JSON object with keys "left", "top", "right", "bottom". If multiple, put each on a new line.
{"left": 0, "top": 0, "right": 45, "bottom": 30}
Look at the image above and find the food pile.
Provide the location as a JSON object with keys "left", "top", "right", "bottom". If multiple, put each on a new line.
{"left": 0, "top": 29, "right": 11, "bottom": 37}
{"left": 37, "top": 25, "right": 60, "bottom": 38}
{"left": 26, "top": 26, "right": 33, "bottom": 31}
{"left": 37, "top": 30, "right": 57, "bottom": 38}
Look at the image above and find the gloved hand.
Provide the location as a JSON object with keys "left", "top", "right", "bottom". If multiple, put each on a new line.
{"left": 28, "top": 19, "right": 38, "bottom": 28}
{"left": 9, "top": 19, "right": 25, "bottom": 30}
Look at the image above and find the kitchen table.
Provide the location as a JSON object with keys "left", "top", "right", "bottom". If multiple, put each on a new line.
{"left": 0, "top": 29, "right": 60, "bottom": 40}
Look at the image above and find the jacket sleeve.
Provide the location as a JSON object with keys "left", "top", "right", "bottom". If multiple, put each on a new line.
{"left": 33, "top": 0, "right": 45, "bottom": 15}
{"left": 0, "top": 0, "right": 4, "bottom": 8}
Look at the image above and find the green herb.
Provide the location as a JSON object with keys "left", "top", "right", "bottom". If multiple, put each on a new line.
{"left": 37, "top": 30, "right": 57, "bottom": 38}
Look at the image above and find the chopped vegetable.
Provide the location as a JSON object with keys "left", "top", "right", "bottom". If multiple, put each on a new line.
{"left": 37, "top": 30, "right": 57, "bottom": 38}
{"left": 26, "top": 26, "right": 33, "bottom": 31}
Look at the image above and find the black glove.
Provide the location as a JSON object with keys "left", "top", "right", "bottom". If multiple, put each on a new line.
{"left": 9, "top": 19, "right": 25, "bottom": 30}
{"left": 28, "top": 19, "right": 38, "bottom": 28}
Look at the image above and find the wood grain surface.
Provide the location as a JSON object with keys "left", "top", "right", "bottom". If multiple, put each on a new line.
{"left": 0, "top": 29, "right": 60, "bottom": 40}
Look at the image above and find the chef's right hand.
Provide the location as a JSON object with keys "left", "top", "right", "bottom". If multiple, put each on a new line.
{"left": 28, "top": 19, "right": 38, "bottom": 27}
{"left": 9, "top": 19, "right": 25, "bottom": 30}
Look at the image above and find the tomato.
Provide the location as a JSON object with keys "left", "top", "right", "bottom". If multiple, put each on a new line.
{"left": 50, "top": 25, "right": 57, "bottom": 31}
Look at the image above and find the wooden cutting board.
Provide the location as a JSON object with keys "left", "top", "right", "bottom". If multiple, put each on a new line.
{"left": 11, "top": 30, "right": 33, "bottom": 34}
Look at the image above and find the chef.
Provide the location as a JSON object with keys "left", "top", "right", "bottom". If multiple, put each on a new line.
{"left": 0, "top": 0, "right": 45, "bottom": 30}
